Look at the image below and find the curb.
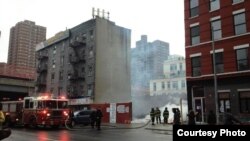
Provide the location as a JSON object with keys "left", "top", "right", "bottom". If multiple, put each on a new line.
{"left": 144, "top": 127, "right": 173, "bottom": 132}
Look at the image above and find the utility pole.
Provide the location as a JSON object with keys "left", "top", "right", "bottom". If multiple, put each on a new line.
{"left": 211, "top": 26, "right": 219, "bottom": 125}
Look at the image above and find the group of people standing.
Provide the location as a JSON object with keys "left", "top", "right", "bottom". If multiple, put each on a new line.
{"left": 150, "top": 107, "right": 170, "bottom": 125}
{"left": 187, "top": 109, "right": 242, "bottom": 125}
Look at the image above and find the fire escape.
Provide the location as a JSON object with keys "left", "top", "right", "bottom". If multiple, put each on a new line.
{"left": 67, "top": 34, "right": 89, "bottom": 98}
{"left": 36, "top": 52, "right": 48, "bottom": 93}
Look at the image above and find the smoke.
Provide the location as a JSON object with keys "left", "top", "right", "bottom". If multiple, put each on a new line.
{"left": 132, "top": 99, "right": 188, "bottom": 123}
{"left": 132, "top": 93, "right": 187, "bottom": 122}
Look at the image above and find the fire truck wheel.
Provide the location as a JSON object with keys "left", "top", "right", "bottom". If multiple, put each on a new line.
{"left": 29, "top": 116, "right": 37, "bottom": 128}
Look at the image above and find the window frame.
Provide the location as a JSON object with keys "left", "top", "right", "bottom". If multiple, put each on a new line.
{"left": 218, "top": 92, "right": 231, "bottom": 113}
{"left": 190, "top": 25, "right": 200, "bottom": 45}
{"left": 210, "top": 0, "right": 220, "bottom": 12}
{"left": 211, "top": 52, "right": 224, "bottom": 73}
{"left": 191, "top": 56, "right": 201, "bottom": 76}
{"left": 190, "top": 0, "right": 199, "bottom": 17}
{"left": 236, "top": 48, "right": 249, "bottom": 71}
{"left": 233, "top": 12, "right": 247, "bottom": 35}
{"left": 239, "top": 91, "right": 250, "bottom": 114}
{"left": 232, "top": 0, "right": 244, "bottom": 4}
{"left": 211, "top": 19, "right": 222, "bottom": 40}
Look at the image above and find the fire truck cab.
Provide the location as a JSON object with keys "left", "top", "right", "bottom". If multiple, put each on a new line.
{"left": 1, "top": 95, "right": 69, "bottom": 128}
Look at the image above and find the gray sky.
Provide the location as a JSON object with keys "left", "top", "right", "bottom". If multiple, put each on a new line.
{"left": 0, "top": 0, "right": 185, "bottom": 62}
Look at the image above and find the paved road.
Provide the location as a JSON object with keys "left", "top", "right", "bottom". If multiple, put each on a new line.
{"left": 4, "top": 127, "right": 172, "bottom": 141}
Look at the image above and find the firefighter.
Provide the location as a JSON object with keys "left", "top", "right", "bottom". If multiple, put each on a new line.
{"left": 0, "top": 106, "right": 5, "bottom": 130}
{"left": 95, "top": 108, "right": 103, "bottom": 130}
{"left": 150, "top": 108, "right": 155, "bottom": 125}
{"left": 163, "top": 107, "right": 169, "bottom": 124}
{"left": 155, "top": 107, "right": 161, "bottom": 124}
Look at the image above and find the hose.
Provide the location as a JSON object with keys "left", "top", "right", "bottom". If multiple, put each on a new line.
{"left": 65, "top": 117, "right": 151, "bottom": 131}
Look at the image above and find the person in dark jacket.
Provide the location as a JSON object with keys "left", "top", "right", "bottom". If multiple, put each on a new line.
{"left": 155, "top": 107, "right": 161, "bottom": 124}
{"left": 207, "top": 110, "right": 216, "bottom": 125}
{"left": 173, "top": 108, "right": 181, "bottom": 125}
{"left": 187, "top": 109, "right": 196, "bottom": 125}
{"left": 90, "top": 109, "right": 97, "bottom": 129}
{"left": 150, "top": 108, "right": 155, "bottom": 125}
{"left": 163, "top": 107, "right": 169, "bottom": 124}
{"left": 96, "top": 108, "right": 103, "bottom": 130}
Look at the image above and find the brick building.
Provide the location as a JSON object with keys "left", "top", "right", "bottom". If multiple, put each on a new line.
{"left": 8, "top": 20, "right": 46, "bottom": 68}
{"left": 185, "top": 0, "right": 250, "bottom": 122}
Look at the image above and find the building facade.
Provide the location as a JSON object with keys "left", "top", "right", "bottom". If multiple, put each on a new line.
{"left": 36, "top": 17, "right": 131, "bottom": 107}
{"left": 8, "top": 20, "right": 46, "bottom": 68}
{"left": 150, "top": 55, "right": 186, "bottom": 96}
{"left": 131, "top": 35, "right": 169, "bottom": 95}
{"left": 185, "top": 0, "right": 250, "bottom": 122}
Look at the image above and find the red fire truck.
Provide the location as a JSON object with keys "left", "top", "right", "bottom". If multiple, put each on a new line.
{"left": 1, "top": 95, "right": 69, "bottom": 128}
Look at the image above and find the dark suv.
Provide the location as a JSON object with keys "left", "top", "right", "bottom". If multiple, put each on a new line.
{"left": 70, "top": 109, "right": 94, "bottom": 127}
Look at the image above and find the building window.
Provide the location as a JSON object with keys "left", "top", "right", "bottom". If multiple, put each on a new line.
{"left": 88, "top": 65, "right": 93, "bottom": 76}
{"left": 167, "top": 82, "right": 171, "bottom": 89}
{"left": 153, "top": 82, "right": 157, "bottom": 91}
{"left": 236, "top": 48, "right": 249, "bottom": 71}
{"left": 180, "top": 63, "right": 183, "bottom": 71}
{"left": 190, "top": 0, "right": 199, "bottom": 17}
{"left": 59, "top": 71, "right": 63, "bottom": 80}
{"left": 191, "top": 56, "right": 201, "bottom": 76}
{"left": 211, "top": 20, "right": 222, "bottom": 40}
{"left": 212, "top": 52, "right": 224, "bottom": 73}
{"left": 172, "top": 81, "right": 178, "bottom": 90}
{"left": 233, "top": 0, "right": 244, "bottom": 4}
{"left": 190, "top": 26, "right": 200, "bottom": 45}
{"left": 218, "top": 92, "right": 231, "bottom": 113}
{"left": 161, "top": 82, "right": 165, "bottom": 90}
{"left": 234, "top": 12, "right": 246, "bottom": 35}
{"left": 239, "top": 91, "right": 250, "bottom": 113}
{"left": 170, "top": 64, "right": 177, "bottom": 71}
{"left": 81, "top": 67, "right": 85, "bottom": 73}
{"left": 53, "top": 46, "right": 57, "bottom": 54}
{"left": 89, "top": 30, "right": 94, "bottom": 39}
{"left": 181, "top": 80, "right": 186, "bottom": 88}
{"left": 62, "top": 42, "right": 65, "bottom": 52}
{"left": 210, "top": 0, "right": 220, "bottom": 11}
{"left": 60, "top": 56, "right": 64, "bottom": 67}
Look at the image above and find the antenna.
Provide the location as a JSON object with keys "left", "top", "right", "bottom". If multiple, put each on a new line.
{"left": 92, "top": 7, "right": 95, "bottom": 19}
{"left": 97, "top": 8, "right": 100, "bottom": 17}
{"left": 92, "top": 7, "right": 110, "bottom": 20}
{"left": 102, "top": 9, "right": 105, "bottom": 18}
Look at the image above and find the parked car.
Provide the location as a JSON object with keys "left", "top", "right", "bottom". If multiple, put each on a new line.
{"left": 70, "top": 109, "right": 95, "bottom": 127}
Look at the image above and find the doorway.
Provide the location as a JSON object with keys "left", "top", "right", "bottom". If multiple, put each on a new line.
{"left": 194, "top": 97, "right": 205, "bottom": 123}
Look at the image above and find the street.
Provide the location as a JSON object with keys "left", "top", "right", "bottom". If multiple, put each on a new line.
{"left": 3, "top": 127, "right": 172, "bottom": 141}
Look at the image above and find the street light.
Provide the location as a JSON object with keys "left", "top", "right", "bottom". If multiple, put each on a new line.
{"left": 211, "top": 26, "right": 219, "bottom": 125}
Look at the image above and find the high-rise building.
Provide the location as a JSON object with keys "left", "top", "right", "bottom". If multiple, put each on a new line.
{"left": 8, "top": 20, "right": 46, "bottom": 68}
{"left": 131, "top": 35, "right": 169, "bottom": 95}
{"left": 36, "top": 17, "right": 131, "bottom": 107}
{"left": 185, "top": 0, "right": 250, "bottom": 122}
